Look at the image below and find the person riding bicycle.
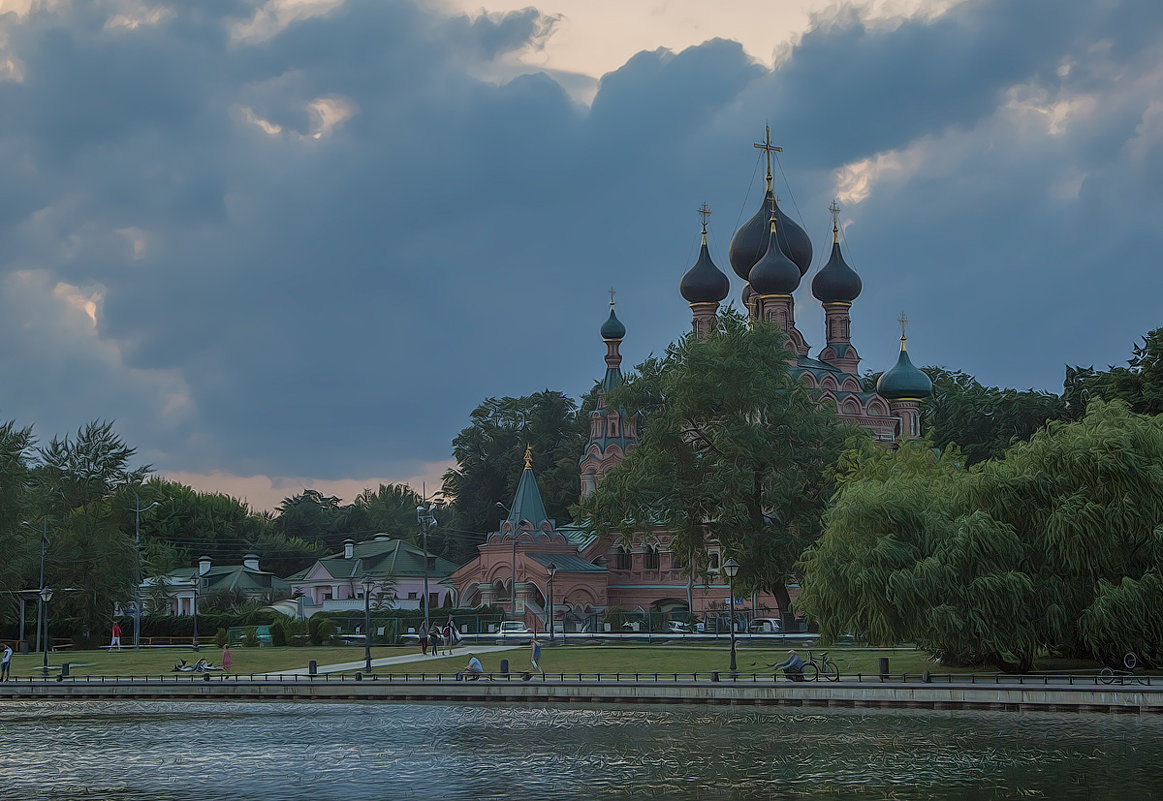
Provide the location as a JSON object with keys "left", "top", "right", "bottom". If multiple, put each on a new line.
{"left": 776, "top": 649, "right": 805, "bottom": 681}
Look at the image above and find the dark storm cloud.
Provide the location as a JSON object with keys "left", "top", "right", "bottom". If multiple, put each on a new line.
{"left": 0, "top": 0, "right": 1160, "bottom": 484}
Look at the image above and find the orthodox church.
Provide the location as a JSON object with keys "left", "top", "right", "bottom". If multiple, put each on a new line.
{"left": 447, "top": 131, "right": 934, "bottom": 630}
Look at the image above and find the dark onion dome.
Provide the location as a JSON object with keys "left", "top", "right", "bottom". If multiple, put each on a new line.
{"left": 729, "top": 190, "right": 813, "bottom": 279}
{"left": 812, "top": 240, "right": 863, "bottom": 303}
{"left": 748, "top": 218, "right": 801, "bottom": 296}
{"left": 601, "top": 305, "right": 626, "bottom": 340}
{"left": 876, "top": 339, "right": 933, "bottom": 400}
{"left": 741, "top": 283, "right": 754, "bottom": 306}
{"left": 680, "top": 232, "right": 730, "bottom": 304}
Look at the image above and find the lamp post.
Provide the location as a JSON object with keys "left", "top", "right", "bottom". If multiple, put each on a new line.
{"left": 546, "top": 563, "right": 556, "bottom": 645}
{"left": 20, "top": 521, "right": 49, "bottom": 655}
{"left": 40, "top": 586, "right": 53, "bottom": 676}
{"left": 362, "top": 575, "right": 375, "bottom": 673}
{"left": 416, "top": 503, "right": 438, "bottom": 637}
{"left": 723, "top": 558, "right": 740, "bottom": 678}
{"left": 191, "top": 571, "right": 200, "bottom": 651}
{"left": 130, "top": 495, "right": 159, "bottom": 650}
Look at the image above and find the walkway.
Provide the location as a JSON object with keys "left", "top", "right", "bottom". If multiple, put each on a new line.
{"left": 266, "top": 644, "right": 524, "bottom": 676}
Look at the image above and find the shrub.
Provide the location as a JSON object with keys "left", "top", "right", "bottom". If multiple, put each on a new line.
{"left": 214, "top": 627, "right": 228, "bottom": 648}
{"left": 270, "top": 621, "right": 287, "bottom": 647}
{"left": 243, "top": 627, "right": 260, "bottom": 647}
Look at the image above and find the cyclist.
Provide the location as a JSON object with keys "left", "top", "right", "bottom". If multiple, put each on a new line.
{"left": 775, "top": 649, "right": 805, "bottom": 681}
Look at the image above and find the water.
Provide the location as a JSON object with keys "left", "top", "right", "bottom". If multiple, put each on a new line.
{"left": 1, "top": 701, "right": 1159, "bottom": 800}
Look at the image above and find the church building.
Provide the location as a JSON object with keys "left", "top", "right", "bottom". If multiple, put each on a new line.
{"left": 447, "top": 131, "right": 934, "bottom": 631}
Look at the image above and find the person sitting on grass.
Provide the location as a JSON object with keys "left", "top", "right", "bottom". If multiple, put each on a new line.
{"left": 775, "top": 650, "right": 805, "bottom": 681}
{"left": 462, "top": 653, "right": 484, "bottom": 681}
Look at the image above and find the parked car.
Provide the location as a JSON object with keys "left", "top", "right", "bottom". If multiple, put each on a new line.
{"left": 748, "top": 618, "right": 783, "bottom": 634}
{"left": 495, "top": 621, "right": 532, "bottom": 644}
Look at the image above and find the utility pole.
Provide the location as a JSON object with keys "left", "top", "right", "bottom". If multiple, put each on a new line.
{"left": 130, "top": 494, "right": 160, "bottom": 650}
{"left": 416, "top": 502, "right": 438, "bottom": 636}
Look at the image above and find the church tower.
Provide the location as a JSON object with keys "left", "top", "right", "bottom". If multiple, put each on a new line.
{"left": 876, "top": 314, "right": 934, "bottom": 440}
{"left": 679, "top": 203, "right": 731, "bottom": 340}
{"left": 811, "top": 200, "right": 863, "bottom": 375}
{"left": 579, "top": 294, "right": 638, "bottom": 497}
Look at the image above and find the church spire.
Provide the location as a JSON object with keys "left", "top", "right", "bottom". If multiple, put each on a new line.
{"left": 680, "top": 203, "right": 730, "bottom": 339}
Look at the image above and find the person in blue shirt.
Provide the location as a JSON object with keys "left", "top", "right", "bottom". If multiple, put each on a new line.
{"left": 530, "top": 636, "right": 544, "bottom": 676}
{"left": 776, "top": 650, "right": 805, "bottom": 681}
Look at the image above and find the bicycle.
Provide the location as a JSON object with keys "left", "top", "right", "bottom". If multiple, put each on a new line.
{"left": 803, "top": 650, "right": 840, "bottom": 682}
{"left": 1099, "top": 652, "right": 1146, "bottom": 686}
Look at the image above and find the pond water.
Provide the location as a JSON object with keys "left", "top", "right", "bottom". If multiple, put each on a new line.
{"left": 0, "top": 701, "right": 1158, "bottom": 800}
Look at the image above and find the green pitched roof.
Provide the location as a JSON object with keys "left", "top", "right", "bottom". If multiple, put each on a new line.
{"left": 311, "top": 537, "right": 460, "bottom": 581}
{"left": 506, "top": 464, "right": 550, "bottom": 529}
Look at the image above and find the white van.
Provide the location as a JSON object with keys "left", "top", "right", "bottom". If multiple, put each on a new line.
{"left": 748, "top": 618, "right": 783, "bottom": 634}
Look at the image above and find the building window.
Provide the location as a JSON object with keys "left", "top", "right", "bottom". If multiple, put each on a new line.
{"left": 643, "top": 545, "right": 660, "bottom": 570}
{"left": 670, "top": 551, "right": 686, "bottom": 570}
{"left": 614, "top": 546, "right": 631, "bottom": 571}
{"left": 407, "top": 592, "right": 418, "bottom": 600}
{"left": 708, "top": 552, "right": 720, "bottom": 573}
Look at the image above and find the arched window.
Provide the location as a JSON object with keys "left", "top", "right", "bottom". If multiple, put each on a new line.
{"left": 614, "top": 545, "right": 631, "bottom": 571}
{"left": 643, "top": 543, "right": 660, "bottom": 570}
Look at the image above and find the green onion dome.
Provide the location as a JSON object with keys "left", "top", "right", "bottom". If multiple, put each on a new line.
{"left": 601, "top": 305, "right": 626, "bottom": 340}
{"left": 876, "top": 339, "right": 933, "bottom": 400}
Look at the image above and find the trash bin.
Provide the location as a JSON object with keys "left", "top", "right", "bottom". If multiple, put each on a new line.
{"left": 19, "top": 641, "right": 28, "bottom": 655}
{"left": 878, "top": 657, "right": 889, "bottom": 680}
{"left": 60, "top": 663, "right": 70, "bottom": 678}
{"left": 308, "top": 660, "right": 318, "bottom": 676}
{"left": 500, "top": 659, "right": 509, "bottom": 675}
{"left": 710, "top": 671, "right": 720, "bottom": 682}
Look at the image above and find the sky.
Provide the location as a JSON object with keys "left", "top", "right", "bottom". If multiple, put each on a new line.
{"left": 1, "top": 0, "right": 1161, "bottom": 511}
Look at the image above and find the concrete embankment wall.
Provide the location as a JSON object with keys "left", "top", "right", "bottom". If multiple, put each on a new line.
{"left": 3, "top": 678, "right": 1162, "bottom": 713}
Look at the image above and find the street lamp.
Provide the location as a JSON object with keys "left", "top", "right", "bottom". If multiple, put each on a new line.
{"left": 723, "top": 558, "right": 740, "bottom": 678}
{"left": 20, "top": 521, "right": 49, "bottom": 655}
{"left": 39, "top": 586, "right": 53, "bottom": 676}
{"left": 130, "top": 494, "right": 160, "bottom": 650}
{"left": 191, "top": 564, "right": 203, "bottom": 651}
{"left": 546, "top": 563, "right": 557, "bottom": 646}
{"left": 362, "top": 575, "right": 375, "bottom": 673}
{"left": 416, "top": 503, "right": 438, "bottom": 636}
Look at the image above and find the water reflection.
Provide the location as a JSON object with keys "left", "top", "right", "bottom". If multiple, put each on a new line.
{"left": 0, "top": 701, "right": 1158, "bottom": 800}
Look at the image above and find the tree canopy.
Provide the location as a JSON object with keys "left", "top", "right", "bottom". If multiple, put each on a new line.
{"left": 577, "top": 310, "right": 860, "bottom": 622}
{"left": 1065, "top": 327, "right": 1163, "bottom": 418}
{"left": 799, "top": 401, "right": 1163, "bottom": 671}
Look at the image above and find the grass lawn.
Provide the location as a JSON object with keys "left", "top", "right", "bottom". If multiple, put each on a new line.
{"left": 4, "top": 642, "right": 1112, "bottom": 680}
{"left": 2, "top": 645, "right": 405, "bottom": 678}
{"left": 343, "top": 644, "right": 1108, "bottom": 678}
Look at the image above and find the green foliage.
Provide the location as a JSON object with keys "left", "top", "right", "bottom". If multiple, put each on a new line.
{"left": 270, "top": 620, "right": 288, "bottom": 647}
{"left": 243, "top": 626, "right": 260, "bottom": 647}
{"left": 0, "top": 421, "right": 35, "bottom": 624}
{"left": 800, "top": 402, "right": 1163, "bottom": 671}
{"left": 214, "top": 627, "right": 228, "bottom": 648}
{"left": 308, "top": 615, "right": 337, "bottom": 645}
{"left": 442, "top": 391, "right": 589, "bottom": 561}
{"left": 578, "top": 310, "right": 859, "bottom": 619}
{"left": 1065, "top": 327, "right": 1163, "bottom": 417}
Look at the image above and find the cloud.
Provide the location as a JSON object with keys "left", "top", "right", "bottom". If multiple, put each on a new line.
{"left": 0, "top": 0, "right": 1160, "bottom": 496}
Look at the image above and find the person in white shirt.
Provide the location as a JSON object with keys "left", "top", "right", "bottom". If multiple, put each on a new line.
{"left": 1, "top": 642, "right": 13, "bottom": 681}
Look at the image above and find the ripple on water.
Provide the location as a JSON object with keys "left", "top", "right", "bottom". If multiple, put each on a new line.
{"left": 0, "top": 701, "right": 1159, "bottom": 800}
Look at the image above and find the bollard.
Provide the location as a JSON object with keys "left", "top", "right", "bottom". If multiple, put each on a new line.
{"left": 308, "top": 660, "right": 317, "bottom": 676}
{"left": 500, "top": 659, "right": 509, "bottom": 675}
{"left": 710, "top": 671, "right": 720, "bottom": 682}
{"left": 60, "top": 663, "right": 70, "bottom": 678}
{"left": 922, "top": 670, "right": 932, "bottom": 683}
{"left": 878, "top": 657, "right": 890, "bottom": 681}
{"left": 354, "top": 672, "right": 363, "bottom": 681}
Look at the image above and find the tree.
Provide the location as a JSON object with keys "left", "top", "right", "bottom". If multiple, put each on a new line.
{"left": 272, "top": 489, "right": 345, "bottom": 551}
{"left": 577, "top": 311, "right": 860, "bottom": 626}
{"left": 441, "top": 390, "right": 589, "bottom": 561}
{"left": 799, "top": 402, "right": 1163, "bottom": 671}
{"left": 0, "top": 421, "right": 35, "bottom": 623}
{"left": 1065, "top": 327, "right": 1163, "bottom": 418}
{"left": 345, "top": 483, "right": 422, "bottom": 541}
{"left": 864, "top": 367, "right": 1068, "bottom": 465}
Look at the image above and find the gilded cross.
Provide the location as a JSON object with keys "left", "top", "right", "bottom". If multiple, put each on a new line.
{"left": 609, "top": 287, "right": 616, "bottom": 308}
{"left": 898, "top": 312, "right": 909, "bottom": 340}
{"left": 753, "top": 124, "right": 783, "bottom": 184}
{"left": 829, "top": 199, "right": 842, "bottom": 241}
{"left": 697, "top": 202, "right": 711, "bottom": 232}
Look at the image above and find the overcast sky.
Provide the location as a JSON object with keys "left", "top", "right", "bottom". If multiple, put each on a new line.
{"left": 1, "top": 0, "right": 1160, "bottom": 510}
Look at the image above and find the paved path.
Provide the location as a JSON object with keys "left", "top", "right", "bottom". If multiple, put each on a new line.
{"left": 265, "top": 645, "right": 524, "bottom": 676}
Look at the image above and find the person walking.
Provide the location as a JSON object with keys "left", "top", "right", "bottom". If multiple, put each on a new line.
{"left": 418, "top": 626, "right": 428, "bottom": 656}
{"left": 530, "top": 635, "right": 544, "bottom": 676}
{"left": 442, "top": 619, "right": 454, "bottom": 655}
{"left": 429, "top": 625, "right": 442, "bottom": 657}
{"left": 221, "top": 643, "right": 233, "bottom": 674}
{"left": 110, "top": 621, "right": 122, "bottom": 652}
{"left": 1, "top": 642, "right": 12, "bottom": 681}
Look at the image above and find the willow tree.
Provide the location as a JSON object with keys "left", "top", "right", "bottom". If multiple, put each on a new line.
{"left": 577, "top": 310, "right": 859, "bottom": 624}
{"left": 800, "top": 401, "right": 1163, "bottom": 671}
